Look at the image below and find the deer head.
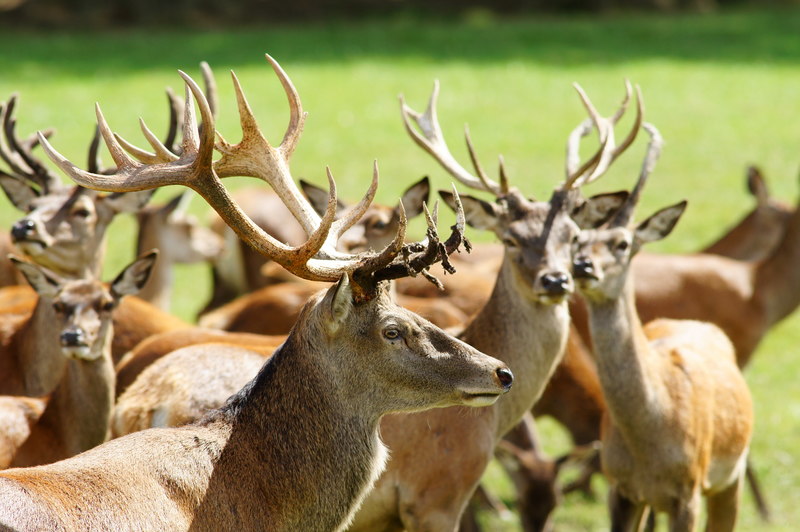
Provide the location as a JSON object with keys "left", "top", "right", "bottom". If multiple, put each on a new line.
{"left": 11, "top": 252, "right": 157, "bottom": 361}
{"left": 572, "top": 123, "right": 688, "bottom": 302}
{"left": 37, "top": 54, "right": 514, "bottom": 408}
{"left": 0, "top": 95, "right": 153, "bottom": 278}
{"left": 399, "top": 81, "right": 640, "bottom": 305}
{"left": 301, "top": 176, "right": 430, "bottom": 253}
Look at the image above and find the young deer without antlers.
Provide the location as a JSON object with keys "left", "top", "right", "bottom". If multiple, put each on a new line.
{"left": 135, "top": 191, "right": 224, "bottom": 311}
{"left": 2, "top": 253, "right": 156, "bottom": 468}
{"left": 572, "top": 123, "right": 753, "bottom": 531}
{"left": 338, "top": 81, "right": 642, "bottom": 532}
{"left": 7, "top": 54, "right": 515, "bottom": 532}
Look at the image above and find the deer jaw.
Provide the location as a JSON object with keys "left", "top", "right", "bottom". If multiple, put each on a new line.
{"left": 313, "top": 278, "right": 512, "bottom": 414}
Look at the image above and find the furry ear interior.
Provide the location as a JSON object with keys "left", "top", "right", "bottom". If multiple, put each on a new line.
{"left": 398, "top": 176, "right": 430, "bottom": 220}
{"left": 300, "top": 179, "right": 348, "bottom": 216}
{"left": 439, "top": 189, "right": 503, "bottom": 232}
{"left": 110, "top": 250, "right": 159, "bottom": 301}
{"left": 571, "top": 191, "right": 629, "bottom": 229}
{"left": 0, "top": 175, "right": 39, "bottom": 212}
{"left": 634, "top": 200, "right": 688, "bottom": 246}
{"left": 322, "top": 274, "right": 353, "bottom": 335}
{"left": 10, "top": 255, "right": 62, "bottom": 299}
{"left": 100, "top": 190, "right": 155, "bottom": 215}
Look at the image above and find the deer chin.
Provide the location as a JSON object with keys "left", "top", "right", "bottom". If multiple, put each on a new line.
{"left": 575, "top": 277, "right": 600, "bottom": 292}
{"left": 534, "top": 291, "right": 572, "bottom": 305}
{"left": 15, "top": 239, "right": 48, "bottom": 256}
{"left": 61, "top": 345, "right": 97, "bottom": 361}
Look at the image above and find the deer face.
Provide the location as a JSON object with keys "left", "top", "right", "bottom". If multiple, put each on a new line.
{"left": 12, "top": 253, "right": 156, "bottom": 361}
{"left": 7, "top": 183, "right": 152, "bottom": 278}
{"left": 441, "top": 189, "right": 580, "bottom": 305}
{"left": 573, "top": 201, "right": 687, "bottom": 302}
{"left": 137, "top": 193, "right": 223, "bottom": 264}
{"left": 316, "top": 278, "right": 513, "bottom": 413}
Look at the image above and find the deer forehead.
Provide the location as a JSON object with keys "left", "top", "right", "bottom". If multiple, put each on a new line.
{"left": 56, "top": 281, "right": 112, "bottom": 308}
{"left": 505, "top": 204, "right": 578, "bottom": 248}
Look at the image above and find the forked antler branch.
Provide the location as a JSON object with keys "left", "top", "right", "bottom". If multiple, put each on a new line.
{"left": 609, "top": 122, "right": 664, "bottom": 227}
{"left": 38, "top": 55, "right": 467, "bottom": 298}
{"left": 400, "top": 81, "right": 506, "bottom": 197}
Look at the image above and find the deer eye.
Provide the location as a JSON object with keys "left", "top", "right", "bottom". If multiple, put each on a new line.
{"left": 52, "top": 301, "right": 66, "bottom": 314}
{"left": 72, "top": 208, "right": 91, "bottom": 218}
{"left": 102, "top": 301, "right": 115, "bottom": 312}
{"left": 372, "top": 220, "right": 387, "bottom": 231}
{"left": 616, "top": 240, "right": 629, "bottom": 252}
{"left": 502, "top": 237, "right": 518, "bottom": 248}
{"left": 383, "top": 328, "right": 401, "bottom": 340}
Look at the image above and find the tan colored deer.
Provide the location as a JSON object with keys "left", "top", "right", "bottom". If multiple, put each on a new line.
{"left": 0, "top": 94, "right": 191, "bottom": 363}
{"left": 572, "top": 122, "right": 753, "bottom": 531}
{"left": 135, "top": 191, "right": 224, "bottom": 310}
{"left": 5, "top": 56, "right": 515, "bottom": 532}
{"left": 3, "top": 253, "right": 156, "bottom": 468}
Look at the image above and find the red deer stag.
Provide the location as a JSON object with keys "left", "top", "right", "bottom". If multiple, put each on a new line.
{"left": 572, "top": 122, "right": 753, "bottom": 531}
{"left": 6, "top": 54, "right": 515, "bottom": 532}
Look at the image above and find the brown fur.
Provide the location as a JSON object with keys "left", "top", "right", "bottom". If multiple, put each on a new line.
{"left": 574, "top": 203, "right": 753, "bottom": 530}
{"left": 0, "top": 282, "right": 512, "bottom": 532}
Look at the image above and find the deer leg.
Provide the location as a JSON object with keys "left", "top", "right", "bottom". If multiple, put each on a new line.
{"left": 745, "top": 456, "right": 771, "bottom": 521}
{"left": 705, "top": 474, "right": 742, "bottom": 532}
{"left": 668, "top": 491, "right": 700, "bottom": 532}
{"left": 609, "top": 487, "right": 648, "bottom": 532}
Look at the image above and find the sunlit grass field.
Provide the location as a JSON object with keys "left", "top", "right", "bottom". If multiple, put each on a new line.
{"left": 1, "top": 7, "right": 799, "bottom": 529}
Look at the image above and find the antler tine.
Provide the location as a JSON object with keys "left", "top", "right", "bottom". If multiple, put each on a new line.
{"left": 113, "top": 117, "right": 180, "bottom": 165}
{"left": 609, "top": 79, "right": 633, "bottom": 125}
{"left": 200, "top": 61, "right": 218, "bottom": 120}
{"left": 1, "top": 95, "right": 63, "bottom": 193}
{"left": 498, "top": 155, "right": 510, "bottom": 195}
{"left": 327, "top": 161, "right": 380, "bottom": 252}
{"left": 264, "top": 54, "right": 306, "bottom": 159}
{"left": 214, "top": 67, "right": 322, "bottom": 239}
{"left": 400, "top": 81, "right": 502, "bottom": 196}
{"left": 164, "top": 87, "right": 184, "bottom": 154}
{"left": 610, "top": 122, "right": 664, "bottom": 228}
{"left": 367, "top": 185, "right": 469, "bottom": 290}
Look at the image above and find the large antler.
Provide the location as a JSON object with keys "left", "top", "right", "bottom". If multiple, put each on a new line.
{"left": 608, "top": 122, "right": 664, "bottom": 228}
{"left": 562, "top": 81, "right": 643, "bottom": 190}
{"left": 400, "top": 81, "right": 509, "bottom": 197}
{"left": 38, "top": 55, "right": 468, "bottom": 298}
{"left": 0, "top": 95, "right": 63, "bottom": 194}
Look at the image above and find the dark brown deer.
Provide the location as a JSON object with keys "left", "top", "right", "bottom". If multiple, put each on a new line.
{"left": 6, "top": 54, "right": 514, "bottom": 532}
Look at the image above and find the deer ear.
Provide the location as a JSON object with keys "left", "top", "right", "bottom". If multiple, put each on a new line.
{"left": 398, "top": 176, "right": 430, "bottom": 220}
{"left": 110, "top": 250, "right": 158, "bottom": 300}
{"left": 322, "top": 274, "right": 353, "bottom": 334}
{"left": 100, "top": 190, "right": 156, "bottom": 214}
{"left": 439, "top": 189, "right": 502, "bottom": 232}
{"left": 746, "top": 165, "right": 769, "bottom": 205}
{"left": 571, "top": 191, "right": 629, "bottom": 229}
{"left": 300, "top": 179, "right": 348, "bottom": 217}
{"left": 0, "top": 175, "right": 39, "bottom": 211}
{"left": 10, "top": 255, "right": 62, "bottom": 298}
{"left": 634, "top": 201, "right": 688, "bottom": 245}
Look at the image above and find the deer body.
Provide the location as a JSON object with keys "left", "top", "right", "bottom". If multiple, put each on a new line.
{"left": 572, "top": 123, "right": 753, "bottom": 530}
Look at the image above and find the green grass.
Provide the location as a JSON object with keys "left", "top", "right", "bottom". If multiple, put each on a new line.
{"left": 2, "top": 7, "right": 800, "bottom": 529}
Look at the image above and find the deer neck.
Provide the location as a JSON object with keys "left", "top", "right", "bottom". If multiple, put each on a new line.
{"left": 12, "top": 297, "right": 66, "bottom": 397}
{"left": 754, "top": 203, "right": 800, "bottom": 327}
{"left": 12, "top": 336, "right": 115, "bottom": 467}
{"left": 461, "top": 255, "right": 571, "bottom": 437}
{"left": 584, "top": 272, "right": 667, "bottom": 442}
{"left": 135, "top": 218, "right": 172, "bottom": 310}
{"left": 195, "top": 333, "right": 387, "bottom": 531}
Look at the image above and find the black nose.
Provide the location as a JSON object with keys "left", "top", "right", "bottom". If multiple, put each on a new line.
{"left": 573, "top": 256, "right": 597, "bottom": 279}
{"left": 496, "top": 367, "right": 514, "bottom": 390}
{"left": 60, "top": 329, "right": 85, "bottom": 347}
{"left": 540, "top": 272, "right": 570, "bottom": 295}
{"left": 10, "top": 219, "right": 36, "bottom": 242}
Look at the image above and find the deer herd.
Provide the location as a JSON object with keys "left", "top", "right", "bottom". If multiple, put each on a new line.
{"left": 0, "top": 52, "right": 790, "bottom": 531}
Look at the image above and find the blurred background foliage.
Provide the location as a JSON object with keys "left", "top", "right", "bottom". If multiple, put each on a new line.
{"left": 1, "top": 0, "right": 798, "bottom": 28}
